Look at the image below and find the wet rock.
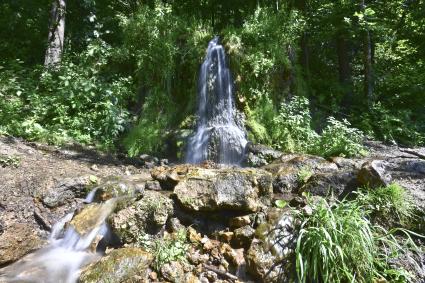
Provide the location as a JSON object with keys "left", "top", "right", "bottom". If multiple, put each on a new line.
{"left": 90, "top": 174, "right": 150, "bottom": 202}
{"left": 263, "top": 154, "right": 338, "bottom": 194}
{"left": 110, "top": 191, "right": 173, "bottom": 243}
{"left": 174, "top": 168, "right": 272, "bottom": 212}
{"left": 357, "top": 160, "right": 392, "bottom": 188}
{"left": 42, "top": 176, "right": 93, "bottom": 208}
{"left": 79, "top": 247, "right": 152, "bottom": 283}
{"left": 0, "top": 223, "right": 43, "bottom": 265}
{"left": 245, "top": 143, "right": 283, "bottom": 167}
{"left": 232, "top": 225, "right": 255, "bottom": 248}
{"left": 301, "top": 171, "right": 359, "bottom": 198}
{"left": 70, "top": 199, "right": 116, "bottom": 236}
{"left": 246, "top": 209, "right": 296, "bottom": 283}
{"left": 161, "top": 261, "right": 185, "bottom": 283}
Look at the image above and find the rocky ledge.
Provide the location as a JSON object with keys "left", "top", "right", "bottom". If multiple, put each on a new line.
{"left": 0, "top": 137, "right": 424, "bottom": 282}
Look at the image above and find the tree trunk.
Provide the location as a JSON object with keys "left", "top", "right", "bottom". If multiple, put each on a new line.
{"left": 360, "top": 0, "right": 373, "bottom": 102}
{"left": 44, "top": 0, "right": 66, "bottom": 67}
{"left": 336, "top": 32, "right": 353, "bottom": 108}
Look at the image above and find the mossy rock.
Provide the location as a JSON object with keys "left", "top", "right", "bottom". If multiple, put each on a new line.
{"left": 79, "top": 248, "right": 153, "bottom": 283}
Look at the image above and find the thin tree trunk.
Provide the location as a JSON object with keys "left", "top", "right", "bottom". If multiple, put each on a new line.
{"left": 44, "top": 0, "right": 66, "bottom": 67}
{"left": 336, "top": 32, "right": 353, "bottom": 108}
{"left": 360, "top": 0, "right": 373, "bottom": 102}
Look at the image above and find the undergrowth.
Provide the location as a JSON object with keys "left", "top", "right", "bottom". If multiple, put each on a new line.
{"left": 137, "top": 229, "right": 189, "bottom": 272}
{"left": 294, "top": 184, "right": 422, "bottom": 283}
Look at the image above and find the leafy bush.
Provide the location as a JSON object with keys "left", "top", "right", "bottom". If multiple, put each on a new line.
{"left": 246, "top": 95, "right": 366, "bottom": 157}
{"left": 355, "top": 102, "right": 424, "bottom": 146}
{"left": 0, "top": 40, "right": 133, "bottom": 148}
{"left": 272, "top": 96, "right": 319, "bottom": 153}
{"left": 136, "top": 229, "right": 189, "bottom": 272}
{"left": 314, "top": 117, "right": 367, "bottom": 158}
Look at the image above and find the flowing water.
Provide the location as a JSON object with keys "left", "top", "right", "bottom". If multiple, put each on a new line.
{"left": 0, "top": 197, "right": 115, "bottom": 283}
{"left": 186, "top": 37, "right": 247, "bottom": 165}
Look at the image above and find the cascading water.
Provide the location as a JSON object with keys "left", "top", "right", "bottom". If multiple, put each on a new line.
{"left": 0, "top": 197, "right": 115, "bottom": 283}
{"left": 186, "top": 37, "right": 247, "bottom": 165}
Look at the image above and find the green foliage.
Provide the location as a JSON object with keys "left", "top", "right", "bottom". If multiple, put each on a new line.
{"left": 0, "top": 40, "right": 132, "bottom": 148}
{"left": 295, "top": 185, "right": 422, "bottom": 283}
{"left": 272, "top": 96, "right": 319, "bottom": 153}
{"left": 123, "top": 91, "right": 175, "bottom": 156}
{"left": 297, "top": 167, "right": 313, "bottom": 184}
{"left": 247, "top": 96, "right": 366, "bottom": 157}
{"left": 357, "top": 183, "right": 414, "bottom": 226}
{"left": 137, "top": 229, "right": 189, "bottom": 272}
{"left": 355, "top": 102, "right": 424, "bottom": 146}
{"left": 0, "top": 154, "right": 20, "bottom": 168}
{"left": 314, "top": 117, "right": 367, "bottom": 158}
{"left": 295, "top": 198, "right": 376, "bottom": 282}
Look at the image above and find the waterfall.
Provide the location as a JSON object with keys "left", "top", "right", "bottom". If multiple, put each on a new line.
{"left": 0, "top": 195, "right": 115, "bottom": 283}
{"left": 186, "top": 37, "right": 247, "bottom": 165}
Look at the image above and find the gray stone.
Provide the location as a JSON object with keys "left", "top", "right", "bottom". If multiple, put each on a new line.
{"left": 110, "top": 191, "right": 173, "bottom": 242}
{"left": 42, "top": 176, "right": 92, "bottom": 208}
{"left": 357, "top": 160, "right": 392, "bottom": 188}
{"left": 160, "top": 261, "right": 185, "bottom": 283}
{"left": 79, "top": 248, "right": 153, "bottom": 283}
{"left": 173, "top": 168, "right": 273, "bottom": 212}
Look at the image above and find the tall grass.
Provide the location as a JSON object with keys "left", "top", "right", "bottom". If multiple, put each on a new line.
{"left": 294, "top": 184, "right": 421, "bottom": 283}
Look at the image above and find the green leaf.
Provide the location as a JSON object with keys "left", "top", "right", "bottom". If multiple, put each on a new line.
{"left": 275, "top": 199, "right": 287, "bottom": 208}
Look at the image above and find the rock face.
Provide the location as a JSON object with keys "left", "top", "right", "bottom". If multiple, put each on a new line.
{"left": 79, "top": 248, "right": 153, "bottom": 283}
{"left": 0, "top": 223, "right": 43, "bottom": 265}
{"left": 263, "top": 154, "right": 338, "bottom": 194}
{"left": 174, "top": 168, "right": 273, "bottom": 212}
{"left": 110, "top": 191, "right": 173, "bottom": 242}
{"left": 301, "top": 171, "right": 359, "bottom": 198}
{"left": 89, "top": 174, "right": 150, "bottom": 202}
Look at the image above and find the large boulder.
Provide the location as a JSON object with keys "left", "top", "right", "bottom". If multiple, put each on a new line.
{"left": 357, "top": 160, "right": 392, "bottom": 188}
{"left": 79, "top": 248, "right": 153, "bottom": 283}
{"left": 173, "top": 168, "right": 273, "bottom": 212}
{"left": 110, "top": 191, "right": 173, "bottom": 243}
{"left": 263, "top": 154, "right": 338, "bottom": 194}
{"left": 245, "top": 143, "right": 283, "bottom": 167}
{"left": 41, "top": 175, "right": 93, "bottom": 208}
{"left": 88, "top": 174, "right": 151, "bottom": 203}
{"left": 301, "top": 171, "right": 359, "bottom": 198}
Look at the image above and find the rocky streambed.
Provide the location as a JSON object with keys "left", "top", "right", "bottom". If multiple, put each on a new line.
{"left": 0, "top": 137, "right": 424, "bottom": 282}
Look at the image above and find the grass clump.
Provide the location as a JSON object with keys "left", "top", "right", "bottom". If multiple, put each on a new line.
{"left": 295, "top": 199, "right": 376, "bottom": 282}
{"left": 295, "top": 184, "right": 421, "bottom": 283}
{"left": 357, "top": 183, "right": 415, "bottom": 226}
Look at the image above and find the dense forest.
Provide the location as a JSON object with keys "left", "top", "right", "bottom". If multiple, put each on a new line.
{"left": 1, "top": 0, "right": 424, "bottom": 157}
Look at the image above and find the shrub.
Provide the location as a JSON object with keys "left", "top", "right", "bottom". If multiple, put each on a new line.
{"left": 314, "top": 117, "right": 367, "bottom": 158}
{"left": 123, "top": 90, "right": 176, "bottom": 156}
{"left": 0, "top": 40, "right": 133, "bottom": 149}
